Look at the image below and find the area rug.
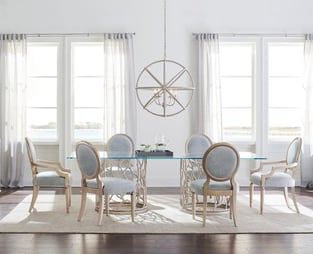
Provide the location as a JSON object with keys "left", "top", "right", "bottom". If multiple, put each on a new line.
{"left": 1, "top": 193, "right": 313, "bottom": 233}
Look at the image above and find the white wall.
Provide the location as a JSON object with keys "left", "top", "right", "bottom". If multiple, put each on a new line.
{"left": 1, "top": 0, "right": 313, "bottom": 187}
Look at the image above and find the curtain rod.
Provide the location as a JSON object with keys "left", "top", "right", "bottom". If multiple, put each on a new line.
{"left": 27, "top": 32, "right": 136, "bottom": 37}
{"left": 192, "top": 33, "right": 305, "bottom": 38}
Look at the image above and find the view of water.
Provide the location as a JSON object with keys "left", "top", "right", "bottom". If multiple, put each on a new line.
{"left": 29, "top": 129, "right": 104, "bottom": 140}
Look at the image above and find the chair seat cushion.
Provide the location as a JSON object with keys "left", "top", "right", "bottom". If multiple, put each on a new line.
{"left": 250, "top": 172, "right": 295, "bottom": 187}
{"left": 34, "top": 171, "right": 66, "bottom": 187}
{"left": 86, "top": 177, "right": 136, "bottom": 195}
{"left": 190, "top": 179, "right": 232, "bottom": 195}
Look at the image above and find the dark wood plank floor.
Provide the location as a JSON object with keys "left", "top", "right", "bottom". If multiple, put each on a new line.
{"left": 1, "top": 187, "right": 313, "bottom": 254}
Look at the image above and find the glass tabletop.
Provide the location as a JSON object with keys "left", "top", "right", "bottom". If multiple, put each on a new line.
{"left": 67, "top": 151, "right": 267, "bottom": 160}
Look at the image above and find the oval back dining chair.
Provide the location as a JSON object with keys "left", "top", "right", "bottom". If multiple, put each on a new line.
{"left": 185, "top": 133, "right": 213, "bottom": 179}
{"left": 107, "top": 133, "right": 134, "bottom": 157}
{"left": 185, "top": 133, "right": 213, "bottom": 158}
{"left": 25, "top": 137, "right": 71, "bottom": 213}
{"left": 181, "top": 134, "right": 214, "bottom": 209}
{"left": 250, "top": 137, "right": 302, "bottom": 214}
{"left": 76, "top": 141, "right": 136, "bottom": 225}
{"left": 190, "top": 142, "right": 240, "bottom": 227}
{"left": 104, "top": 133, "right": 135, "bottom": 179}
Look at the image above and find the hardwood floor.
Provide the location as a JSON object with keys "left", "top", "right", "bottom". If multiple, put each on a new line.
{"left": 1, "top": 187, "right": 313, "bottom": 254}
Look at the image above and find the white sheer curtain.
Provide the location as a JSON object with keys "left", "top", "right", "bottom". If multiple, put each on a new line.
{"left": 193, "top": 33, "right": 223, "bottom": 142}
{"left": 0, "top": 34, "right": 27, "bottom": 188}
{"left": 302, "top": 34, "right": 313, "bottom": 186}
{"left": 103, "top": 33, "right": 137, "bottom": 145}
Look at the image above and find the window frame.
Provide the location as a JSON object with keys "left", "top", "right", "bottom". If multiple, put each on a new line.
{"left": 219, "top": 36, "right": 259, "bottom": 144}
{"left": 219, "top": 36, "right": 304, "bottom": 155}
{"left": 26, "top": 36, "right": 108, "bottom": 146}
{"left": 66, "top": 37, "right": 106, "bottom": 144}
{"left": 262, "top": 37, "right": 304, "bottom": 144}
{"left": 26, "top": 37, "right": 63, "bottom": 145}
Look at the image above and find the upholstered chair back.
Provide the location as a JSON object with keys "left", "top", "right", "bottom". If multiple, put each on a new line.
{"left": 107, "top": 133, "right": 134, "bottom": 157}
{"left": 286, "top": 137, "right": 302, "bottom": 165}
{"left": 25, "top": 137, "right": 37, "bottom": 163}
{"left": 202, "top": 143, "right": 240, "bottom": 181}
{"left": 76, "top": 141, "right": 100, "bottom": 179}
{"left": 186, "top": 134, "right": 213, "bottom": 157}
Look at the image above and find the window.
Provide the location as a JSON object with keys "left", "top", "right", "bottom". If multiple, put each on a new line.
{"left": 219, "top": 37, "right": 304, "bottom": 143}
{"left": 267, "top": 41, "right": 304, "bottom": 141}
{"left": 72, "top": 42, "right": 105, "bottom": 140}
{"left": 26, "top": 41, "right": 59, "bottom": 141}
{"left": 220, "top": 42, "right": 255, "bottom": 141}
{"left": 26, "top": 35, "right": 133, "bottom": 144}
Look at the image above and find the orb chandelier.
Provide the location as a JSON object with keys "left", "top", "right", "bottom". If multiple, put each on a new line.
{"left": 136, "top": 0, "right": 194, "bottom": 117}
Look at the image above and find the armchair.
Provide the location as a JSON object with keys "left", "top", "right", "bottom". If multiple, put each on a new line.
{"left": 249, "top": 137, "right": 302, "bottom": 214}
{"left": 25, "top": 137, "right": 71, "bottom": 213}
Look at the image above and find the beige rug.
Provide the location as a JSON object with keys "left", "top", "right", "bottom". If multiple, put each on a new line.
{"left": 1, "top": 193, "right": 313, "bottom": 233}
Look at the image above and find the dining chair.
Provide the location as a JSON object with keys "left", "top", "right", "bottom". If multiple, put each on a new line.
{"left": 181, "top": 134, "right": 213, "bottom": 207}
{"left": 103, "top": 133, "right": 135, "bottom": 179}
{"left": 25, "top": 137, "right": 71, "bottom": 213}
{"left": 107, "top": 133, "right": 134, "bottom": 157}
{"left": 249, "top": 137, "right": 302, "bottom": 214}
{"left": 190, "top": 142, "right": 240, "bottom": 226}
{"left": 76, "top": 141, "right": 136, "bottom": 225}
{"left": 185, "top": 133, "right": 213, "bottom": 179}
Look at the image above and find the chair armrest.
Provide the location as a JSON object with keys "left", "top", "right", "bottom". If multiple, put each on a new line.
{"left": 34, "top": 160, "right": 71, "bottom": 175}
{"left": 271, "top": 162, "right": 297, "bottom": 171}
{"left": 250, "top": 160, "right": 287, "bottom": 174}
{"left": 261, "top": 162, "right": 298, "bottom": 179}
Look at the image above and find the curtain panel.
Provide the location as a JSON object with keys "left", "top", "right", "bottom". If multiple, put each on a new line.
{"left": 0, "top": 34, "right": 27, "bottom": 188}
{"left": 103, "top": 33, "right": 137, "bottom": 145}
{"left": 192, "top": 33, "right": 223, "bottom": 142}
{"left": 302, "top": 34, "right": 313, "bottom": 186}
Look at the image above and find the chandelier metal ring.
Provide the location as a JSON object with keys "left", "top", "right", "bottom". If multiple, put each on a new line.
{"left": 136, "top": 59, "right": 194, "bottom": 117}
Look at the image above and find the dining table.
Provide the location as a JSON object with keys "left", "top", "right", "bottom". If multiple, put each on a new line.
{"left": 67, "top": 150, "right": 266, "bottom": 214}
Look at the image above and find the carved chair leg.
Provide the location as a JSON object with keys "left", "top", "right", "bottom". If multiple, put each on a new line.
{"left": 98, "top": 193, "right": 104, "bottom": 226}
{"left": 283, "top": 186, "right": 292, "bottom": 210}
{"left": 290, "top": 187, "right": 300, "bottom": 213}
{"left": 77, "top": 191, "right": 87, "bottom": 222}
{"left": 260, "top": 186, "right": 265, "bottom": 215}
{"left": 249, "top": 183, "right": 254, "bottom": 208}
{"left": 65, "top": 186, "right": 71, "bottom": 213}
{"left": 231, "top": 194, "right": 237, "bottom": 227}
{"left": 29, "top": 185, "right": 39, "bottom": 213}
{"left": 202, "top": 194, "right": 207, "bottom": 227}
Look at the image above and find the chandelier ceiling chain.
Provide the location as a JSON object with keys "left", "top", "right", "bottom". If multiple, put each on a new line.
{"left": 135, "top": 0, "right": 195, "bottom": 117}
{"left": 163, "top": 0, "right": 167, "bottom": 60}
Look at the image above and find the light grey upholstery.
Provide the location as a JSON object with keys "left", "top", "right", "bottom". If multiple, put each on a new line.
{"left": 104, "top": 133, "right": 135, "bottom": 179}
{"left": 249, "top": 137, "right": 302, "bottom": 214}
{"left": 185, "top": 134, "right": 213, "bottom": 178}
{"left": 190, "top": 142, "right": 240, "bottom": 227}
{"left": 34, "top": 171, "right": 68, "bottom": 187}
{"left": 190, "top": 179, "right": 232, "bottom": 193}
{"left": 107, "top": 133, "right": 134, "bottom": 157}
{"left": 76, "top": 141, "right": 136, "bottom": 225}
{"left": 186, "top": 134, "right": 213, "bottom": 157}
{"left": 25, "top": 137, "right": 71, "bottom": 213}
{"left": 86, "top": 177, "right": 136, "bottom": 195}
{"left": 250, "top": 172, "right": 295, "bottom": 187}
{"left": 203, "top": 146, "right": 238, "bottom": 179}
